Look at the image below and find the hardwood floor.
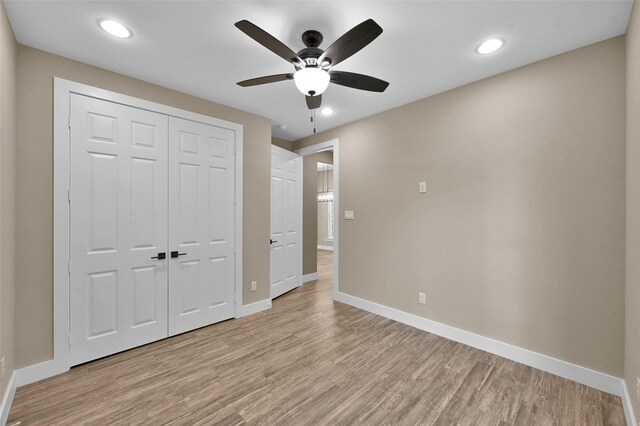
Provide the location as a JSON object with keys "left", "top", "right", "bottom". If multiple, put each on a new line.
{"left": 9, "top": 249, "right": 624, "bottom": 425}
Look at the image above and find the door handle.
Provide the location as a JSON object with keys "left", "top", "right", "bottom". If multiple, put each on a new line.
{"left": 151, "top": 252, "right": 166, "bottom": 260}
{"left": 171, "top": 251, "right": 187, "bottom": 258}
{"left": 270, "top": 239, "right": 278, "bottom": 245}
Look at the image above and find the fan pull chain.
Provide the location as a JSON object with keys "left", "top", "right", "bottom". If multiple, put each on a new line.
{"left": 313, "top": 109, "right": 317, "bottom": 134}
{"left": 309, "top": 110, "right": 318, "bottom": 134}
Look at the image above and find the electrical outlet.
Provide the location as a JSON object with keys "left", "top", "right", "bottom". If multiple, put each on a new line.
{"left": 251, "top": 281, "right": 257, "bottom": 292}
{"left": 418, "top": 292, "right": 426, "bottom": 304}
{"left": 344, "top": 210, "right": 354, "bottom": 220}
{"left": 419, "top": 182, "right": 427, "bottom": 193}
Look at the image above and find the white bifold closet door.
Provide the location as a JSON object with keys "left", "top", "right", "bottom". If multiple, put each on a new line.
{"left": 69, "top": 94, "right": 169, "bottom": 365}
{"left": 69, "top": 94, "right": 236, "bottom": 366}
{"left": 168, "top": 117, "right": 236, "bottom": 336}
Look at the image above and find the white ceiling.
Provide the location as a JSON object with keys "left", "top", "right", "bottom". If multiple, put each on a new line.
{"left": 5, "top": 1, "right": 633, "bottom": 141}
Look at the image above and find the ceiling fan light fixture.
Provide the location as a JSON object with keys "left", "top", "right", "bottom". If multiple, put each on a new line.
{"left": 294, "top": 67, "right": 330, "bottom": 96}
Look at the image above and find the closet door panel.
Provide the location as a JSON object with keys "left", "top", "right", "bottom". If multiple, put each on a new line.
{"left": 69, "top": 94, "right": 169, "bottom": 366}
{"left": 168, "top": 117, "right": 236, "bottom": 335}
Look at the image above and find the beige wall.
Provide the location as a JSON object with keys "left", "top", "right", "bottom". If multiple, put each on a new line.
{"left": 302, "top": 152, "right": 332, "bottom": 275}
{"left": 294, "top": 37, "right": 626, "bottom": 376}
{"left": 15, "top": 45, "right": 272, "bottom": 368}
{"left": 272, "top": 136, "right": 293, "bottom": 152}
{"left": 626, "top": 0, "right": 640, "bottom": 419}
{"left": 0, "top": 0, "right": 16, "bottom": 399}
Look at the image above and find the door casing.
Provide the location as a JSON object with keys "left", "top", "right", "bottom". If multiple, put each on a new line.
{"left": 294, "top": 140, "right": 340, "bottom": 302}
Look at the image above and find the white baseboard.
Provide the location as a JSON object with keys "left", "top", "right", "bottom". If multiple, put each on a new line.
{"left": 15, "top": 359, "right": 68, "bottom": 387}
{"left": 236, "top": 299, "right": 272, "bottom": 318}
{"left": 317, "top": 245, "right": 334, "bottom": 251}
{"left": 622, "top": 380, "right": 638, "bottom": 426}
{"left": 334, "top": 291, "right": 625, "bottom": 398}
{"left": 0, "top": 372, "right": 16, "bottom": 426}
{"left": 302, "top": 272, "right": 320, "bottom": 283}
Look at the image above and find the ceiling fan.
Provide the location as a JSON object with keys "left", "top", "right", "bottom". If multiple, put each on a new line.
{"left": 235, "top": 19, "right": 389, "bottom": 110}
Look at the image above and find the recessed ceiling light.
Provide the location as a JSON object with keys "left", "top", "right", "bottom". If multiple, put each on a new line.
{"left": 320, "top": 107, "right": 334, "bottom": 116}
{"left": 98, "top": 19, "right": 131, "bottom": 38}
{"left": 476, "top": 38, "right": 504, "bottom": 55}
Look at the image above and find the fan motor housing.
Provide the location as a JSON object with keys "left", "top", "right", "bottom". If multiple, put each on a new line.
{"left": 299, "top": 30, "right": 324, "bottom": 66}
{"left": 298, "top": 47, "right": 323, "bottom": 66}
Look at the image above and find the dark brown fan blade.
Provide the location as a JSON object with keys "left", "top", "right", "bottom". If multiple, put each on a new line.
{"left": 306, "top": 94, "right": 322, "bottom": 110}
{"left": 237, "top": 73, "right": 293, "bottom": 87}
{"left": 330, "top": 71, "right": 389, "bottom": 92}
{"left": 235, "top": 20, "right": 302, "bottom": 65}
{"left": 318, "top": 19, "right": 382, "bottom": 67}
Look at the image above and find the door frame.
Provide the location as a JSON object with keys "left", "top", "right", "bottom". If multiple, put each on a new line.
{"left": 294, "top": 139, "right": 339, "bottom": 300}
{"left": 21, "top": 78, "right": 245, "bottom": 385}
{"left": 270, "top": 145, "right": 303, "bottom": 299}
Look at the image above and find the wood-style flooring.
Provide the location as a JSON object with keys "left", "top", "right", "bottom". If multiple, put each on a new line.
{"left": 9, "top": 250, "right": 625, "bottom": 425}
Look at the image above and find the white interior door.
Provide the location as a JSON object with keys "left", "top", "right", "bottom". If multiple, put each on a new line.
{"left": 69, "top": 94, "right": 169, "bottom": 365}
{"left": 271, "top": 146, "right": 302, "bottom": 299}
{"left": 168, "top": 117, "right": 236, "bottom": 335}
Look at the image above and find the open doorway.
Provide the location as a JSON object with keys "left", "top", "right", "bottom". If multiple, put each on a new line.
{"left": 295, "top": 139, "right": 339, "bottom": 298}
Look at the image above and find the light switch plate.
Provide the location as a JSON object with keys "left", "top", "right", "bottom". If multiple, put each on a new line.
{"left": 250, "top": 281, "right": 257, "bottom": 292}
{"left": 344, "top": 210, "right": 354, "bottom": 220}
{"left": 419, "top": 182, "right": 427, "bottom": 193}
